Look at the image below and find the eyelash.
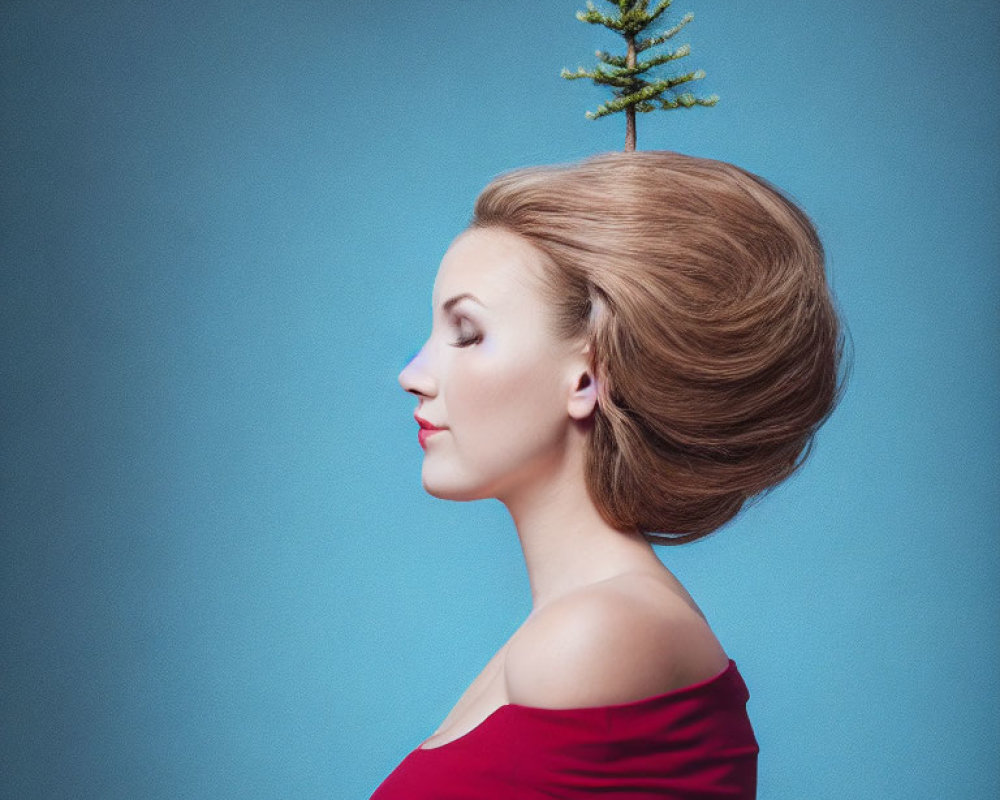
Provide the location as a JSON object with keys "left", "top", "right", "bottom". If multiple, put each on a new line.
{"left": 450, "top": 319, "right": 482, "bottom": 348}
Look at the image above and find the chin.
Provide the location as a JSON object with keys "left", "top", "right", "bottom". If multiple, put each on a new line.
{"left": 421, "top": 480, "right": 484, "bottom": 503}
{"left": 421, "top": 469, "right": 490, "bottom": 503}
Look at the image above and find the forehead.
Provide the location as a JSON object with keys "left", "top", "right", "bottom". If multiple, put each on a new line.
{"left": 432, "top": 228, "right": 548, "bottom": 310}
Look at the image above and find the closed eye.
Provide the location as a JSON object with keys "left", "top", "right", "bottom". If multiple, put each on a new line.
{"left": 451, "top": 317, "right": 482, "bottom": 347}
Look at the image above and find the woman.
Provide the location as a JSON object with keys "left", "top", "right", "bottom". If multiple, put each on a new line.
{"left": 371, "top": 151, "right": 842, "bottom": 798}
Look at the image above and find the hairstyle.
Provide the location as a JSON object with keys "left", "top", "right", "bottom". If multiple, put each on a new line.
{"left": 470, "top": 151, "right": 844, "bottom": 544}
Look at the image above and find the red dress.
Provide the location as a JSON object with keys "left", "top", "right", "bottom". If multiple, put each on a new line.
{"left": 370, "top": 660, "right": 757, "bottom": 799}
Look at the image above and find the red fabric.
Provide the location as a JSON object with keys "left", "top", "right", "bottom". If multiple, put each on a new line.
{"left": 370, "top": 660, "right": 757, "bottom": 799}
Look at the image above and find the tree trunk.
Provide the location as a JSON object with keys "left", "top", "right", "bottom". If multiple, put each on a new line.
{"left": 625, "top": 35, "right": 637, "bottom": 151}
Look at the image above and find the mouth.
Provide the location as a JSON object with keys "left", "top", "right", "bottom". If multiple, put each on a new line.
{"left": 415, "top": 414, "right": 447, "bottom": 449}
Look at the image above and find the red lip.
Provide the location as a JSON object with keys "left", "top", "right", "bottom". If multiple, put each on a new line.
{"left": 415, "top": 414, "right": 446, "bottom": 449}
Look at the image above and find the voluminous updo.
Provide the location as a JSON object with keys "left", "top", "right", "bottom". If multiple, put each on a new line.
{"left": 470, "top": 151, "right": 844, "bottom": 544}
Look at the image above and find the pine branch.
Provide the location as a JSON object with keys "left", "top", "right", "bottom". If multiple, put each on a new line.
{"left": 596, "top": 50, "right": 628, "bottom": 67}
{"left": 588, "top": 81, "right": 671, "bottom": 119}
{"left": 636, "top": 12, "right": 693, "bottom": 52}
{"left": 659, "top": 92, "right": 718, "bottom": 110}
{"left": 645, "top": 0, "right": 675, "bottom": 26}
{"left": 562, "top": 66, "right": 635, "bottom": 89}
{"left": 576, "top": 2, "right": 625, "bottom": 31}
{"left": 628, "top": 43, "right": 691, "bottom": 74}
{"left": 561, "top": 66, "right": 603, "bottom": 82}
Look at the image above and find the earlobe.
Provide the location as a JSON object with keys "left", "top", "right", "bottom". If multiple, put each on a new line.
{"left": 568, "top": 370, "right": 599, "bottom": 420}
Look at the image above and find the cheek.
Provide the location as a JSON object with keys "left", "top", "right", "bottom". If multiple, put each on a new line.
{"left": 448, "top": 350, "right": 565, "bottom": 455}
{"left": 449, "top": 355, "right": 524, "bottom": 425}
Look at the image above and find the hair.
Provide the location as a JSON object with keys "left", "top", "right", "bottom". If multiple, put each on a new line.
{"left": 470, "top": 150, "right": 844, "bottom": 544}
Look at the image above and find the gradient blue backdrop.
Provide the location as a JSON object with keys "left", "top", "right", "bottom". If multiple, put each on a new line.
{"left": 2, "top": 2, "right": 997, "bottom": 798}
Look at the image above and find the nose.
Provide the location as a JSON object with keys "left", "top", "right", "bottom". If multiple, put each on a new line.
{"left": 398, "top": 344, "right": 437, "bottom": 398}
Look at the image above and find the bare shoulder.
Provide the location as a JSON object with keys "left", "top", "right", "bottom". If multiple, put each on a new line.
{"left": 504, "top": 572, "right": 729, "bottom": 710}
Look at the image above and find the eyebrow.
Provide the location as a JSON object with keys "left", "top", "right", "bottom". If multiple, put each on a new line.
{"left": 441, "top": 292, "right": 484, "bottom": 314}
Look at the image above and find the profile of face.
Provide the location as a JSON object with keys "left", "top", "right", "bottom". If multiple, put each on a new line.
{"left": 398, "top": 228, "right": 597, "bottom": 504}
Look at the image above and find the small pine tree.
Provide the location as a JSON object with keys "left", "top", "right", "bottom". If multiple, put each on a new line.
{"left": 562, "top": 0, "right": 718, "bottom": 151}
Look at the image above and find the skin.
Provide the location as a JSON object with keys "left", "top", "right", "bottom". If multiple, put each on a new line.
{"left": 398, "top": 227, "right": 728, "bottom": 749}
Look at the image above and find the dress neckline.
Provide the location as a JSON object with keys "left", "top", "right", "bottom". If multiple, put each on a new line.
{"left": 417, "top": 659, "right": 739, "bottom": 752}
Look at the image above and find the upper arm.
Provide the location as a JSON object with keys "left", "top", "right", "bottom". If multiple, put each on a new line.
{"left": 504, "top": 585, "right": 727, "bottom": 710}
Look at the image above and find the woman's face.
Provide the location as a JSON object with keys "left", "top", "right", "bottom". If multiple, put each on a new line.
{"left": 398, "top": 228, "right": 592, "bottom": 503}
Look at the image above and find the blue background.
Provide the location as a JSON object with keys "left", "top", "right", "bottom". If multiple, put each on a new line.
{"left": 2, "top": 1, "right": 997, "bottom": 798}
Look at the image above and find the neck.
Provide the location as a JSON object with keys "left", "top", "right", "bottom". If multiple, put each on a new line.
{"left": 499, "top": 437, "right": 663, "bottom": 610}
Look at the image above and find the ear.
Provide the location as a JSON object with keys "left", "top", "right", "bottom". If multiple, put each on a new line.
{"left": 567, "top": 368, "right": 598, "bottom": 420}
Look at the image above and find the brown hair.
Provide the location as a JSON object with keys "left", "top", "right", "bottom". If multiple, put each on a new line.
{"left": 471, "top": 151, "right": 844, "bottom": 544}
